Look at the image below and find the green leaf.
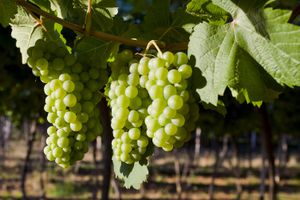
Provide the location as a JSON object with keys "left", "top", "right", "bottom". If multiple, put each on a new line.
{"left": 202, "top": 100, "right": 227, "bottom": 116}
{"left": 29, "top": 0, "right": 51, "bottom": 12}
{"left": 143, "top": 0, "right": 170, "bottom": 32}
{"left": 189, "top": 1, "right": 299, "bottom": 106}
{"left": 10, "top": 7, "right": 65, "bottom": 64}
{"left": 92, "top": 0, "right": 118, "bottom": 31}
{"left": 189, "top": 23, "right": 230, "bottom": 105}
{"left": 10, "top": 7, "right": 45, "bottom": 64}
{"left": 186, "top": 0, "right": 228, "bottom": 24}
{"left": 113, "top": 157, "right": 149, "bottom": 189}
{"left": 142, "top": 1, "right": 201, "bottom": 42}
{"left": 49, "top": 0, "right": 74, "bottom": 18}
{"left": 75, "top": 36, "right": 118, "bottom": 68}
{"left": 0, "top": 0, "right": 17, "bottom": 27}
{"left": 74, "top": 0, "right": 118, "bottom": 31}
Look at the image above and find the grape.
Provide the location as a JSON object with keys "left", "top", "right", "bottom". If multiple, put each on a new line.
{"left": 125, "top": 86, "right": 138, "bottom": 98}
{"left": 144, "top": 50, "right": 199, "bottom": 151}
{"left": 168, "top": 95, "right": 183, "bottom": 110}
{"left": 63, "top": 80, "right": 75, "bottom": 92}
{"left": 26, "top": 40, "right": 105, "bottom": 167}
{"left": 167, "top": 69, "right": 182, "bottom": 84}
{"left": 52, "top": 58, "right": 65, "bottom": 71}
{"left": 173, "top": 52, "right": 188, "bottom": 67}
{"left": 107, "top": 50, "right": 151, "bottom": 164}
{"left": 57, "top": 137, "right": 69, "bottom": 148}
{"left": 128, "top": 128, "right": 141, "bottom": 140}
{"left": 63, "top": 94, "right": 77, "bottom": 107}
{"left": 106, "top": 49, "right": 199, "bottom": 163}
{"left": 178, "top": 64, "right": 192, "bottom": 79}
{"left": 36, "top": 58, "right": 48, "bottom": 70}
{"left": 64, "top": 111, "right": 77, "bottom": 123}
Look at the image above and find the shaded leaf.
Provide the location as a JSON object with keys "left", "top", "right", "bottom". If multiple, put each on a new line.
{"left": 74, "top": 0, "right": 117, "bottom": 31}
{"left": 142, "top": 1, "right": 201, "bottom": 42}
{"left": 49, "top": 0, "right": 74, "bottom": 18}
{"left": 186, "top": 0, "right": 228, "bottom": 24}
{"left": 75, "top": 36, "right": 118, "bottom": 68}
{"left": 29, "top": 0, "right": 51, "bottom": 12}
{"left": 113, "top": 156, "right": 149, "bottom": 189}
{"left": 0, "top": 0, "right": 17, "bottom": 27}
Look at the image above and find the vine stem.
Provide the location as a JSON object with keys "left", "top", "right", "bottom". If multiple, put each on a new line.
{"left": 15, "top": 0, "right": 188, "bottom": 51}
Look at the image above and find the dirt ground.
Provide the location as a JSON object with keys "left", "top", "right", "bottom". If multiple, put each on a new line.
{"left": 1, "top": 139, "right": 300, "bottom": 200}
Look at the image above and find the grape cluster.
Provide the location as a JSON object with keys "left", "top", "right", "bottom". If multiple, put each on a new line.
{"left": 27, "top": 40, "right": 105, "bottom": 168}
{"left": 142, "top": 51, "right": 199, "bottom": 151}
{"left": 108, "top": 50, "right": 151, "bottom": 164}
{"left": 107, "top": 49, "right": 199, "bottom": 164}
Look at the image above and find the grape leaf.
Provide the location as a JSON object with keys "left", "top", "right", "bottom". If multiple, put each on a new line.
{"left": 49, "top": 0, "right": 74, "bottom": 18}
{"left": 10, "top": 7, "right": 45, "bottom": 64}
{"left": 142, "top": 0, "right": 201, "bottom": 42}
{"left": 10, "top": 7, "right": 64, "bottom": 64}
{"left": 29, "top": 0, "right": 51, "bottom": 12}
{"left": 186, "top": 0, "right": 228, "bottom": 24}
{"left": 75, "top": 36, "right": 118, "bottom": 68}
{"left": 0, "top": 0, "right": 17, "bottom": 27}
{"left": 113, "top": 156, "right": 149, "bottom": 189}
{"left": 188, "top": 0, "right": 299, "bottom": 106}
{"left": 74, "top": 0, "right": 118, "bottom": 31}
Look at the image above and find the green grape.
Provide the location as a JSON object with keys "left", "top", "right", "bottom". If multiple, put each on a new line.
{"left": 64, "top": 54, "right": 76, "bottom": 66}
{"left": 161, "top": 51, "right": 174, "bottom": 66}
{"left": 52, "top": 58, "right": 65, "bottom": 71}
{"left": 55, "top": 99, "right": 66, "bottom": 110}
{"left": 50, "top": 79, "right": 61, "bottom": 90}
{"left": 57, "top": 137, "right": 69, "bottom": 148}
{"left": 155, "top": 67, "right": 168, "bottom": 80}
{"left": 167, "top": 69, "right": 182, "bottom": 84}
{"left": 63, "top": 80, "right": 75, "bottom": 92}
{"left": 63, "top": 94, "right": 77, "bottom": 107}
{"left": 80, "top": 71, "right": 90, "bottom": 82}
{"left": 117, "top": 95, "right": 130, "bottom": 108}
{"left": 168, "top": 95, "right": 183, "bottom": 110}
{"left": 125, "top": 86, "right": 138, "bottom": 98}
{"left": 163, "top": 107, "right": 176, "bottom": 119}
{"left": 70, "top": 121, "right": 83, "bottom": 132}
{"left": 82, "top": 101, "right": 94, "bottom": 113}
{"left": 128, "top": 128, "right": 141, "bottom": 140}
{"left": 82, "top": 88, "right": 93, "bottom": 100}
{"left": 178, "top": 64, "right": 192, "bottom": 79}
{"left": 52, "top": 147, "right": 63, "bottom": 158}
{"left": 64, "top": 111, "right": 77, "bottom": 123}
{"left": 164, "top": 123, "right": 177, "bottom": 136}
{"left": 148, "top": 57, "right": 165, "bottom": 69}
{"left": 47, "top": 126, "right": 57, "bottom": 135}
{"left": 36, "top": 58, "right": 48, "bottom": 70}
{"left": 173, "top": 52, "right": 188, "bottom": 67}
{"left": 55, "top": 88, "right": 67, "bottom": 99}
{"left": 144, "top": 50, "right": 199, "bottom": 151}
{"left": 107, "top": 50, "right": 152, "bottom": 164}
{"left": 128, "top": 110, "right": 139, "bottom": 123}
{"left": 148, "top": 85, "right": 163, "bottom": 99}
{"left": 89, "top": 68, "right": 100, "bottom": 79}
{"left": 27, "top": 40, "right": 105, "bottom": 167}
